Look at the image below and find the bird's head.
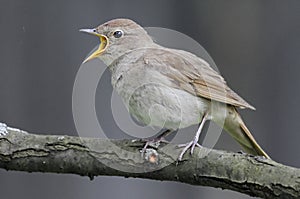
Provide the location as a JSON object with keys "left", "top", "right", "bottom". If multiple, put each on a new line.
{"left": 80, "top": 18, "right": 154, "bottom": 65}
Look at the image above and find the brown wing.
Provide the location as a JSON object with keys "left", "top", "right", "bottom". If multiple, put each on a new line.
{"left": 142, "top": 47, "right": 255, "bottom": 110}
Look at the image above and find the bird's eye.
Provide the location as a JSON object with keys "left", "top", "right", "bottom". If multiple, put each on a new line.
{"left": 113, "top": 30, "right": 123, "bottom": 38}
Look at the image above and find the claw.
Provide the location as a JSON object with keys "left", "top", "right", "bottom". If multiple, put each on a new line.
{"left": 177, "top": 141, "right": 203, "bottom": 161}
{"left": 141, "top": 137, "right": 169, "bottom": 153}
{"left": 140, "top": 130, "right": 173, "bottom": 155}
{"left": 191, "top": 141, "right": 202, "bottom": 154}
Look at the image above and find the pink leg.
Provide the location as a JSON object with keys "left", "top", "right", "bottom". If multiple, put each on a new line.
{"left": 178, "top": 113, "right": 208, "bottom": 161}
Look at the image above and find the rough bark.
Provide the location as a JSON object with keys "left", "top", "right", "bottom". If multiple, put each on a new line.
{"left": 0, "top": 122, "right": 299, "bottom": 198}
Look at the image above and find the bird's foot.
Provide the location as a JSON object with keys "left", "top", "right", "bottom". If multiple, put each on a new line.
{"left": 140, "top": 137, "right": 169, "bottom": 154}
{"left": 177, "top": 138, "right": 202, "bottom": 161}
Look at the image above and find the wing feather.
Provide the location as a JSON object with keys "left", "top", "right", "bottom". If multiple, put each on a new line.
{"left": 141, "top": 48, "right": 255, "bottom": 110}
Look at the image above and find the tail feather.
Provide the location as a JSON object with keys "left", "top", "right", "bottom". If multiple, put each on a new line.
{"left": 238, "top": 121, "right": 270, "bottom": 158}
{"left": 221, "top": 107, "right": 270, "bottom": 159}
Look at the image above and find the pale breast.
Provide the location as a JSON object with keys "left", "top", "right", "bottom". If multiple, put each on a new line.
{"left": 110, "top": 56, "right": 209, "bottom": 129}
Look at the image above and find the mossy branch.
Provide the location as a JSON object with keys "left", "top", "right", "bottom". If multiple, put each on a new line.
{"left": 0, "top": 122, "right": 299, "bottom": 198}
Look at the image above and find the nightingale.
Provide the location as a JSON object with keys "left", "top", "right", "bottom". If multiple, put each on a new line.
{"left": 80, "top": 18, "right": 270, "bottom": 160}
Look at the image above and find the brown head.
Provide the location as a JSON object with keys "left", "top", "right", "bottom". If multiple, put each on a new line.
{"left": 80, "top": 18, "right": 154, "bottom": 65}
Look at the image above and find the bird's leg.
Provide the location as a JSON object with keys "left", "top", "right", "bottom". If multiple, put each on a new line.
{"left": 178, "top": 113, "right": 208, "bottom": 161}
{"left": 141, "top": 129, "right": 173, "bottom": 153}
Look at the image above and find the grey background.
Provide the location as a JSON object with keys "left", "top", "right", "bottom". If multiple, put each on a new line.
{"left": 0, "top": 0, "right": 299, "bottom": 198}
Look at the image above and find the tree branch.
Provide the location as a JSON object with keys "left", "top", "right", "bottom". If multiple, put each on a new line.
{"left": 0, "top": 122, "right": 299, "bottom": 198}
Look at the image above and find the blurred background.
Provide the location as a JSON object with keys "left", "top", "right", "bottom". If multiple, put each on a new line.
{"left": 0, "top": 0, "right": 299, "bottom": 198}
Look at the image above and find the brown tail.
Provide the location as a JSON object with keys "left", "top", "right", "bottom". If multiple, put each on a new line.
{"left": 222, "top": 107, "right": 270, "bottom": 159}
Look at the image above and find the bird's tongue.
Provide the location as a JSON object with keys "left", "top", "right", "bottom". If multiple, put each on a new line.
{"left": 82, "top": 34, "right": 109, "bottom": 63}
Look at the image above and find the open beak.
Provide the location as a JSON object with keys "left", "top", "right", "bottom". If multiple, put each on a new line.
{"left": 80, "top": 28, "right": 109, "bottom": 63}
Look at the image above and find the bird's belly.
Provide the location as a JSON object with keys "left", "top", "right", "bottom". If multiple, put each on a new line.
{"left": 116, "top": 82, "right": 209, "bottom": 129}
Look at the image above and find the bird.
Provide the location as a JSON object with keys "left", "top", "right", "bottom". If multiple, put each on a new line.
{"left": 80, "top": 18, "right": 270, "bottom": 160}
